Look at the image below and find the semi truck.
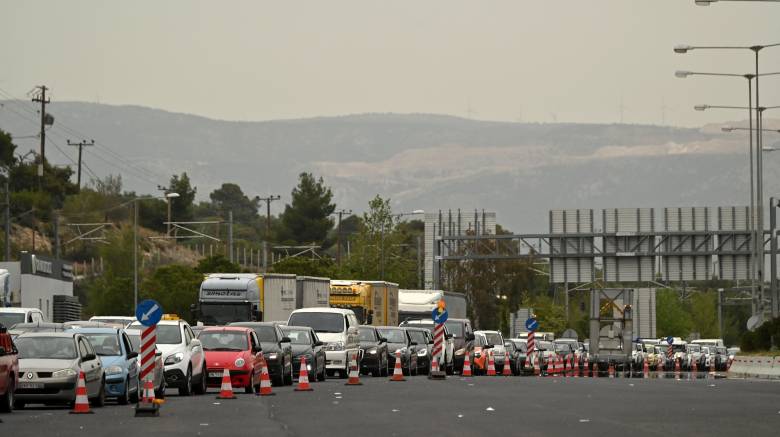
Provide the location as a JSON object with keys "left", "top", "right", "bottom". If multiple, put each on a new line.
{"left": 398, "top": 289, "right": 467, "bottom": 322}
{"left": 328, "top": 280, "right": 398, "bottom": 326}
{"left": 194, "top": 273, "right": 330, "bottom": 324}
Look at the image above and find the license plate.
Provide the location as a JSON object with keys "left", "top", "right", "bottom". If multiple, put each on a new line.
{"left": 19, "top": 382, "right": 43, "bottom": 389}
{"left": 209, "top": 372, "right": 223, "bottom": 378}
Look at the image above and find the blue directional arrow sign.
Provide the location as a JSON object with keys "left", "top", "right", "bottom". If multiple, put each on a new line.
{"left": 666, "top": 336, "right": 674, "bottom": 345}
{"left": 432, "top": 308, "right": 448, "bottom": 324}
{"left": 525, "top": 317, "right": 539, "bottom": 332}
{"left": 136, "top": 299, "right": 163, "bottom": 327}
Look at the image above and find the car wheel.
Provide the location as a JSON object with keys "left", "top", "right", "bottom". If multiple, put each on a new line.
{"left": 117, "top": 378, "right": 130, "bottom": 405}
{"left": 194, "top": 365, "right": 207, "bottom": 395}
{"left": 245, "top": 373, "right": 256, "bottom": 394}
{"left": 446, "top": 362, "right": 454, "bottom": 375}
{"left": 0, "top": 377, "right": 14, "bottom": 412}
{"left": 284, "top": 363, "right": 293, "bottom": 385}
{"left": 155, "top": 378, "right": 166, "bottom": 399}
{"left": 13, "top": 400, "right": 24, "bottom": 410}
{"left": 130, "top": 379, "right": 140, "bottom": 404}
{"left": 91, "top": 380, "right": 106, "bottom": 408}
{"left": 179, "top": 367, "right": 193, "bottom": 396}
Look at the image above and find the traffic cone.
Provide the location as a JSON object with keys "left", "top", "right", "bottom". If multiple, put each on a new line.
{"left": 486, "top": 350, "right": 497, "bottom": 376}
{"left": 462, "top": 351, "right": 473, "bottom": 377}
{"left": 710, "top": 357, "right": 716, "bottom": 374}
{"left": 431, "top": 354, "right": 440, "bottom": 373}
{"left": 216, "top": 368, "right": 236, "bottom": 399}
{"left": 592, "top": 361, "right": 598, "bottom": 378}
{"left": 556, "top": 355, "right": 563, "bottom": 376}
{"left": 583, "top": 356, "right": 590, "bottom": 377}
{"left": 141, "top": 377, "right": 155, "bottom": 403}
{"left": 674, "top": 358, "right": 681, "bottom": 380}
{"left": 257, "top": 353, "right": 275, "bottom": 396}
{"left": 502, "top": 355, "right": 512, "bottom": 376}
{"left": 70, "top": 371, "right": 93, "bottom": 414}
{"left": 691, "top": 358, "right": 698, "bottom": 380}
{"left": 568, "top": 354, "right": 574, "bottom": 377}
{"left": 643, "top": 358, "right": 650, "bottom": 379}
{"left": 390, "top": 350, "right": 406, "bottom": 381}
{"left": 574, "top": 356, "right": 580, "bottom": 377}
{"left": 295, "top": 356, "right": 314, "bottom": 391}
{"left": 608, "top": 362, "right": 615, "bottom": 378}
{"left": 533, "top": 353, "right": 541, "bottom": 377}
{"left": 345, "top": 353, "right": 362, "bottom": 386}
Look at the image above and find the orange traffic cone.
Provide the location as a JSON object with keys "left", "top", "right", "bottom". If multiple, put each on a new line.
{"left": 573, "top": 356, "right": 580, "bottom": 377}
{"left": 295, "top": 356, "right": 314, "bottom": 391}
{"left": 643, "top": 358, "right": 650, "bottom": 379}
{"left": 257, "top": 352, "right": 275, "bottom": 396}
{"left": 533, "top": 353, "right": 541, "bottom": 377}
{"left": 462, "top": 351, "right": 473, "bottom": 377}
{"left": 345, "top": 353, "right": 362, "bottom": 386}
{"left": 583, "top": 356, "right": 590, "bottom": 377}
{"left": 608, "top": 362, "right": 615, "bottom": 378}
{"left": 216, "top": 368, "right": 236, "bottom": 399}
{"left": 592, "top": 361, "right": 598, "bottom": 378}
{"left": 691, "top": 358, "right": 698, "bottom": 380}
{"left": 674, "top": 358, "right": 681, "bottom": 377}
{"left": 486, "top": 350, "right": 497, "bottom": 376}
{"left": 70, "top": 371, "right": 93, "bottom": 414}
{"left": 502, "top": 355, "right": 512, "bottom": 376}
{"left": 141, "top": 377, "right": 155, "bottom": 403}
{"left": 556, "top": 355, "right": 563, "bottom": 376}
{"left": 710, "top": 357, "right": 716, "bottom": 374}
{"left": 390, "top": 350, "right": 405, "bottom": 381}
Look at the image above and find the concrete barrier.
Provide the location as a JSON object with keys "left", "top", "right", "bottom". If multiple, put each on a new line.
{"left": 727, "top": 355, "right": 780, "bottom": 379}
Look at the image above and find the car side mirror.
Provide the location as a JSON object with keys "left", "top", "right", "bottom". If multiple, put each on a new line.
{"left": 484, "top": 344, "right": 494, "bottom": 350}
{"left": 446, "top": 333, "right": 453, "bottom": 339}
{"left": 280, "top": 336, "right": 291, "bottom": 344}
{"left": 314, "top": 341, "right": 324, "bottom": 347}
{"left": 155, "top": 349, "right": 162, "bottom": 357}
{"left": 127, "top": 351, "right": 138, "bottom": 360}
{"left": 379, "top": 337, "right": 387, "bottom": 343}
{"left": 347, "top": 327, "right": 358, "bottom": 335}
{"left": 252, "top": 346, "right": 262, "bottom": 354}
{"left": 83, "top": 353, "right": 97, "bottom": 361}
{"left": 410, "top": 341, "right": 418, "bottom": 346}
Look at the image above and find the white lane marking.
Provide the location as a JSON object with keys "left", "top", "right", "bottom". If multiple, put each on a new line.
{"left": 392, "top": 409, "right": 400, "bottom": 412}
{"left": 579, "top": 419, "right": 590, "bottom": 423}
{"left": 486, "top": 407, "right": 495, "bottom": 412}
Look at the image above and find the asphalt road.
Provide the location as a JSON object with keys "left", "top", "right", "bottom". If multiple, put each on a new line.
{"left": 2, "top": 374, "right": 779, "bottom": 437}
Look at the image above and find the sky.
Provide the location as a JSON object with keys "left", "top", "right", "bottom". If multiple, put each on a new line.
{"left": 1, "top": 0, "right": 779, "bottom": 127}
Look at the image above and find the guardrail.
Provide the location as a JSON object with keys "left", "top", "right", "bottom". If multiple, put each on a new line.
{"left": 728, "top": 355, "right": 780, "bottom": 379}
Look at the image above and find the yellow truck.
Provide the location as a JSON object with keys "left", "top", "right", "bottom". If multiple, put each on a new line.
{"left": 329, "top": 280, "right": 398, "bottom": 326}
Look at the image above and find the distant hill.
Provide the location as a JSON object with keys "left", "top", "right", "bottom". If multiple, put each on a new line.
{"left": 1, "top": 101, "right": 773, "bottom": 231}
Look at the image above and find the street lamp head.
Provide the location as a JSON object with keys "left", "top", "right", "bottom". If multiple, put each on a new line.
{"left": 165, "top": 192, "right": 180, "bottom": 199}
{"left": 675, "top": 70, "right": 692, "bottom": 78}
{"left": 694, "top": 105, "right": 709, "bottom": 111}
{"left": 674, "top": 44, "right": 692, "bottom": 54}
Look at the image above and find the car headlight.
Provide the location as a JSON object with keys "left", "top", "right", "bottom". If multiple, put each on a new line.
{"left": 53, "top": 368, "right": 77, "bottom": 378}
{"left": 267, "top": 353, "right": 278, "bottom": 360}
{"left": 105, "top": 365, "right": 124, "bottom": 376}
{"left": 234, "top": 358, "right": 246, "bottom": 368}
{"left": 326, "top": 341, "right": 344, "bottom": 351}
{"left": 455, "top": 348, "right": 465, "bottom": 356}
{"left": 164, "top": 352, "right": 184, "bottom": 365}
{"left": 417, "top": 348, "right": 427, "bottom": 356}
{"left": 367, "top": 348, "right": 378, "bottom": 355}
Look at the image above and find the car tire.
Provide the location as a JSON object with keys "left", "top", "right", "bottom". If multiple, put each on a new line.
{"left": 284, "top": 363, "right": 293, "bottom": 385}
{"left": 130, "top": 381, "right": 140, "bottom": 404}
{"left": 179, "top": 367, "right": 193, "bottom": 396}
{"left": 117, "top": 378, "right": 130, "bottom": 405}
{"left": 245, "top": 373, "right": 256, "bottom": 394}
{"left": 13, "top": 399, "right": 24, "bottom": 410}
{"left": 155, "top": 378, "right": 166, "bottom": 399}
{"left": 91, "top": 380, "right": 106, "bottom": 408}
{"left": 0, "top": 377, "right": 14, "bottom": 412}
{"left": 193, "top": 365, "right": 207, "bottom": 395}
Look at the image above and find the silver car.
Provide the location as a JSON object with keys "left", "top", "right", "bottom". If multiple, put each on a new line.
{"left": 14, "top": 332, "right": 105, "bottom": 409}
{"left": 126, "top": 329, "right": 166, "bottom": 398}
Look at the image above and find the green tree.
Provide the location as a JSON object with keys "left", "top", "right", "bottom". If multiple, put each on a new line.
{"left": 209, "top": 183, "right": 259, "bottom": 223}
{"left": 689, "top": 292, "right": 719, "bottom": 338}
{"left": 169, "top": 172, "right": 196, "bottom": 221}
{"left": 195, "top": 255, "right": 241, "bottom": 274}
{"left": 0, "top": 129, "right": 16, "bottom": 168}
{"left": 279, "top": 173, "right": 335, "bottom": 243}
{"left": 273, "top": 257, "right": 336, "bottom": 277}
{"left": 141, "top": 264, "right": 203, "bottom": 322}
{"left": 656, "top": 289, "right": 693, "bottom": 338}
{"left": 84, "top": 226, "right": 138, "bottom": 316}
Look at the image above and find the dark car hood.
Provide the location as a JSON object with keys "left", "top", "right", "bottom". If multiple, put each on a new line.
{"left": 291, "top": 345, "right": 313, "bottom": 356}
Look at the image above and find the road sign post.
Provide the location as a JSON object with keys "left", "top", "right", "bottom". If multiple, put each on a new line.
{"left": 429, "top": 300, "right": 448, "bottom": 380}
{"left": 135, "top": 299, "right": 162, "bottom": 417}
{"left": 526, "top": 316, "right": 538, "bottom": 374}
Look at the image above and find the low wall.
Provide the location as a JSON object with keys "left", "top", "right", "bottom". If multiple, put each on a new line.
{"left": 728, "top": 355, "right": 780, "bottom": 379}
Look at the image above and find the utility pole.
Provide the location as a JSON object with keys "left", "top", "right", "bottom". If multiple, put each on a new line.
{"left": 256, "top": 195, "right": 280, "bottom": 240}
{"left": 67, "top": 140, "right": 94, "bottom": 191}
{"left": 31, "top": 86, "right": 50, "bottom": 188}
{"left": 227, "top": 210, "right": 234, "bottom": 263}
{"left": 416, "top": 234, "right": 422, "bottom": 288}
{"left": 335, "top": 208, "right": 352, "bottom": 266}
{"left": 3, "top": 176, "right": 9, "bottom": 261}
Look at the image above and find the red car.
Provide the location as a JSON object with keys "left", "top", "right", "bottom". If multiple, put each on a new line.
{"left": 199, "top": 327, "right": 263, "bottom": 394}
{"left": 0, "top": 324, "right": 19, "bottom": 412}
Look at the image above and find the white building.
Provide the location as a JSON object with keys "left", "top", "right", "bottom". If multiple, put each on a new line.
{"left": 0, "top": 252, "right": 74, "bottom": 321}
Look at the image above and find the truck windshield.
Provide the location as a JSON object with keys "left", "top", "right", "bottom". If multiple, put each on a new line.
{"left": 288, "top": 312, "right": 344, "bottom": 333}
{"left": 199, "top": 331, "right": 248, "bottom": 351}
{"left": 200, "top": 303, "right": 251, "bottom": 325}
{"left": 0, "top": 313, "right": 25, "bottom": 328}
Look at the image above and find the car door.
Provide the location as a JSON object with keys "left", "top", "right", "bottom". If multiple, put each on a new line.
{"left": 249, "top": 332, "right": 262, "bottom": 377}
{"left": 122, "top": 333, "right": 139, "bottom": 388}
{"left": 184, "top": 325, "right": 203, "bottom": 376}
{"left": 276, "top": 326, "right": 291, "bottom": 370}
{"left": 312, "top": 331, "right": 324, "bottom": 372}
{"left": 77, "top": 337, "right": 99, "bottom": 396}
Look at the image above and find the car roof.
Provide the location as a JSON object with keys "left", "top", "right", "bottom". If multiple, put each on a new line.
{"left": 17, "top": 331, "right": 79, "bottom": 338}
{"left": 230, "top": 322, "right": 278, "bottom": 327}
{"left": 290, "top": 308, "right": 354, "bottom": 315}
{"left": 11, "top": 322, "right": 64, "bottom": 328}
{"left": 201, "top": 326, "right": 252, "bottom": 333}
{"left": 282, "top": 325, "right": 313, "bottom": 331}
{"left": 474, "top": 330, "right": 500, "bottom": 335}
{"left": 404, "top": 327, "right": 430, "bottom": 332}
{"left": 376, "top": 326, "right": 403, "bottom": 330}
{"left": 69, "top": 327, "right": 122, "bottom": 334}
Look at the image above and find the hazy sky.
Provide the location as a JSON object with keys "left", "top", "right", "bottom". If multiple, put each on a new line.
{"left": 1, "top": 0, "right": 779, "bottom": 126}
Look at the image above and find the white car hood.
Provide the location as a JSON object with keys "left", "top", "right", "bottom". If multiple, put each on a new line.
{"left": 317, "top": 332, "right": 346, "bottom": 344}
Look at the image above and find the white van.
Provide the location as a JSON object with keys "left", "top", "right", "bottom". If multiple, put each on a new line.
{"left": 0, "top": 307, "right": 46, "bottom": 328}
{"left": 287, "top": 308, "right": 360, "bottom": 378}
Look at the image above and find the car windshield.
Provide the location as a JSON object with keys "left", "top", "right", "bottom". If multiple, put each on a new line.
{"left": 156, "top": 325, "right": 182, "bottom": 344}
{"left": 512, "top": 341, "right": 528, "bottom": 352}
{"left": 687, "top": 345, "right": 701, "bottom": 352}
{"left": 484, "top": 333, "right": 503, "bottom": 346}
{"left": 199, "top": 303, "right": 251, "bottom": 325}
{"left": 127, "top": 332, "right": 141, "bottom": 350}
{"left": 288, "top": 312, "right": 344, "bottom": 333}
{"left": 407, "top": 330, "right": 427, "bottom": 345}
{"left": 282, "top": 328, "right": 311, "bottom": 345}
{"left": 474, "top": 336, "right": 487, "bottom": 347}
{"left": 358, "top": 328, "right": 377, "bottom": 342}
{"left": 199, "top": 331, "right": 248, "bottom": 351}
{"left": 83, "top": 333, "right": 122, "bottom": 356}
{"left": 0, "top": 313, "right": 25, "bottom": 327}
{"left": 377, "top": 329, "right": 406, "bottom": 343}
{"left": 554, "top": 343, "right": 570, "bottom": 352}
{"left": 537, "top": 341, "right": 552, "bottom": 351}
{"left": 444, "top": 321, "right": 463, "bottom": 336}
{"left": 716, "top": 347, "right": 728, "bottom": 354}
{"left": 248, "top": 326, "right": 278, "bottom": 343}
{"left": 16, "top": 336, "right": 77, "bottom": 359}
